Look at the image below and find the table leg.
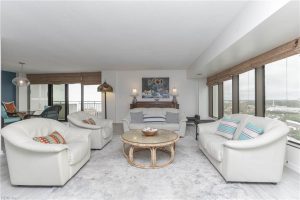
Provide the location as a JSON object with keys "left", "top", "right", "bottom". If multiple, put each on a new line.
{"left": 150, "top": 147, "right": 157, "bottom": 167}
{"left": 195, "top": 123, "right": 199, "bottom": 140}
{"left": 129, "top": 146, "right": 134, "bottom": 163}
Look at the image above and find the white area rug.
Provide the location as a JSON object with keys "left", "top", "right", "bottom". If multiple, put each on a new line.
{"left": 1, "top": 127, "right": 300, "bottom": 200}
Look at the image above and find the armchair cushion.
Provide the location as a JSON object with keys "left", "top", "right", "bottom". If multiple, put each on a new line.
{"left": 238, "top": 122, "right": 264, "bottom": 140}
{"left": 33, "top": 131, "right": 66, "bottom": 144}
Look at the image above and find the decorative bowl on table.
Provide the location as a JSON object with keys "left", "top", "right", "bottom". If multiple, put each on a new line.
{"left": 142, "top": 127, "right": 158, "bottom": 136}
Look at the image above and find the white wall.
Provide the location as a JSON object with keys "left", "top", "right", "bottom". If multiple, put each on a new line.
{"left": 198, "top": 78, "right": 209, "bottom": 119}
{"left": 102, "top": 70, "right": 200, "bottom": 123}
{"left": 286, "top": 144, "right": 300, "bottom": 174}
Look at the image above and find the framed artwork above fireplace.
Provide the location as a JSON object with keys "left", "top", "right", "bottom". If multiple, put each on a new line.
{"left": 142, "top": 77, "right": 169, "bottom": 99}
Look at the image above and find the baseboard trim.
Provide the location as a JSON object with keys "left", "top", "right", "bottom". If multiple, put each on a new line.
{"left": 285, "top": 162, "right": 300, "bottom": 174}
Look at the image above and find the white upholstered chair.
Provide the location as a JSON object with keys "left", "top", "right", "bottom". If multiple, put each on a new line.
{"left": 67, "top": 111, "right": 113, "bottom": 149}
{"left": 198, "top": 114, "right": 289, "bottom": 183}
{"left": 1, "top": 118, "right": 91, "bottom": 186}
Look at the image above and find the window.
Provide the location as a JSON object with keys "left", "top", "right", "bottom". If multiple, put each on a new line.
{"left": 239, "top": 70, "right": 255, "bottom": 115}
{"left": 212, "top": 85, "right": 218, "bottom": 118}
{"left": 30, "top": 84, "right": 48, "bottom": 111}
{"left": 68, "top": 84, "right": 82, "bottom": 114}
{"left": 265, "top": 54, "right": 300, "bottom": 143}
{"left": 223, "top": 79, "right": 232, "bottom": 116}
{"left": 83, "top": 85, "right": 102, "bottom": 116}
{"left": 53, "top": 84, "right": 66, "bottom": 120}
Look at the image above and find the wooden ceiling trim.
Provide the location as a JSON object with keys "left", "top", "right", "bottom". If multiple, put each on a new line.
{"left": 207, "top": 37, "right": 300, "bottom": 86}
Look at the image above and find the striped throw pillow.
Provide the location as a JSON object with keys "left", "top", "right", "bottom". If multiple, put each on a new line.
{"left": 238, "top": 123, "right": 264, "bottom": 140}
{"left": 215, "top": 117, "right": 240, "bottom": 139}
{"left": 143, "top": 114, "right": 166, "bottom": 123}
{"left": 33, "top": 131, "right": 66, "bottom": 144}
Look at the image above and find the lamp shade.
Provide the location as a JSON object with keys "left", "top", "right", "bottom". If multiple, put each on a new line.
{"left": 131, "top": 88, "right": 138, "bottom": 97}
{"left": 12, "top": 62, "right": 30, "bottom": 87}
{"left": 97, "top": 81, "right": 113, "bottom": 92}
{"left": 12, "top": 76, "right": 30, "bottom": 87}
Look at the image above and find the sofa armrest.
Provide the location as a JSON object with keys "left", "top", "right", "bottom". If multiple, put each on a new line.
{"left": 68, "top": 117, "right": 101, "bottom": 130}
{"left": 198, "top": 121, "right": 219, "bottom": 134}
{"left": 5, "top": 140, "right": 68, "bottom": 153}
{"left": 65, "top": 127, "right": 91, "bottom": 143}
{"left": 122, "top": 114, "right": 131, "bottom": 133}
{"left": 94, "top": 118, "right": 113, "bottom": 129}
{"left": 224, "top": 126, "right": 289, "bottom": 150}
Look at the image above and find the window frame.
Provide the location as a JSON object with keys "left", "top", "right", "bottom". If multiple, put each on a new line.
{"left": 29, "top": 83, "right": 101, "bottom": 122}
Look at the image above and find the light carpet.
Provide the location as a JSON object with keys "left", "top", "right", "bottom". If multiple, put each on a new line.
{"left": 1, "top": 127, "right": 300, "bottom": 200}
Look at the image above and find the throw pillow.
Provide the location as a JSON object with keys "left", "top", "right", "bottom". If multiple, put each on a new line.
{"left": 88, "top": 118, "right": 96, "bottom": 125}
{"left": 143, "top": 114, "right": 166, "bottom": 123}
{"left": 82, "top": 118, "right": 96, "bottom": 125}
{"left": 3, "top": 101, "right": 16, "bottom": 114}
{"left": 130, "top": 112, "right": 144, "bottom": 123}
{"left": 33, "top": 131, "right": 66, "bottom": 144}
{"left": 238, "top": 123, "right": 264, "bottom": 140}
{"left": 166, "top": 112, "right": 179, "bottom": 123}
{"left": 215, "top": 117, "right": 240, "bottom": 139}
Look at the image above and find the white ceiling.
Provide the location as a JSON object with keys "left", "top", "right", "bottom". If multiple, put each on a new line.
{"left": 188, "top": 0, "right": 300, "bottom": 78}
{"left": 1, "top": 1, "right": 247, "bottom": 73}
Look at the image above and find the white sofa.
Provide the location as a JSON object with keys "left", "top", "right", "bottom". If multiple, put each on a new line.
{"left": 1, "top": 118, "right": 91, "bottom": 186}
{"left": 198, "top": 114, "right": 289, "bottom": 183}
{"left": 67, "top": 111, "right": 113, "bottom": 149}
{"left": 122, "top": 108, "right": 187, "bottom": 137}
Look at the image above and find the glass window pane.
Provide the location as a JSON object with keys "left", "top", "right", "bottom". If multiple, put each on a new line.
{"left": 84, "top": 85, "right": 102, "bottom": 116}
{"left": 68, "top": 84, "right": 82, "bottom": 114}
{"left": 223, "top": 79, "right": 232, "bottom": 116}
{"left": 30, "top": 84, "right": 48, "bottom": 111}
{"left": 53, "top": 84, "right": 65, "bottom": 120}
{"left": 213, "top": 85, "right": 218, "bottom": 118}
{"left": 239, "top": 70, "right": 255, "bottom": 115}
{"left": 265, "top": 54, "right": 300, "bottom": 143}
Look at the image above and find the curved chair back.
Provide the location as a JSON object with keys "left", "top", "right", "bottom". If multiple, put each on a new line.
{"left": 40, "top": 105, "right": 62, "bottom": 120}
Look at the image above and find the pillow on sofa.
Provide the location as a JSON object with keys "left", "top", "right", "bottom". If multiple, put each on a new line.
{"left": 33, "top": 131, "right": 66, "bottom": 144}
{"left": 130, "top": 112, "right": 144, "bottom": 123}
{"left": 3, "top": 101, "right": 16, "bottom": 114}
{"left": 143, "top": 114, "right": 166, "bottom": 123}
{"left": 238, "top": 122, "right": 264, "bottom": 140}
{"left": 216, "top": 117, "right": 240, "bottom": 139}
{"left": 166, "top": 112, "right": 179, "bottom": 123}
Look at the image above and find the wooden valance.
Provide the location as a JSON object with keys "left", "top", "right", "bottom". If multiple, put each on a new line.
{"left": 27, "top": 72, "right": 101, "bottom": 85}
{"left": 207, "top": 37, "right": 300, "bottom": 86}
{"left": 130, "top": 101, "right": 179, "bottom": 109}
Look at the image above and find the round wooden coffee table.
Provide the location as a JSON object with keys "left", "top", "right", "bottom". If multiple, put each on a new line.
{"left": 121, "top": 129, "right": 179, "bottom": 169}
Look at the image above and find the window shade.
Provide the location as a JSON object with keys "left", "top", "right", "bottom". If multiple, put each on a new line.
{"left": 207, "top": 38, "right": 300, "bottom": 86}
{"left": 27, "top": 72, "right": 101, "bottom": 85}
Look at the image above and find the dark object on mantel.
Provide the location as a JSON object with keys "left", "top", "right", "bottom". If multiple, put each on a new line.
{"left": 130, "top": 101, "right": 179, "bottom": 109}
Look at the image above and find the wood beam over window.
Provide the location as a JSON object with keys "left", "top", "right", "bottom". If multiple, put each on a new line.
{"left": 207, "top": 38, "right": 300, "bottom": 86}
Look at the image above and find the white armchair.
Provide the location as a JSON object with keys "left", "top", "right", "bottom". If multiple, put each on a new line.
{"left": 0, "top": 118, "right": 91, "bottom": 186}
{"left": 67, "top": 111, "right": 113, "bottom": 149}
{"left": 198, "top": 114, "right": 289, "bottom": 183}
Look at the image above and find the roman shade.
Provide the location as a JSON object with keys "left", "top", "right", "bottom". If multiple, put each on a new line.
{"left": 27, "top": 72, "right": 101, "bottom": 85}
{"left": 207, "top": 37, "right": 300, "bottom": 86}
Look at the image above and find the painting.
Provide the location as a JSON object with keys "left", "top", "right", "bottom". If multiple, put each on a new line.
{"left": 142, "top": 77, "right": 169, "bottom": 98}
